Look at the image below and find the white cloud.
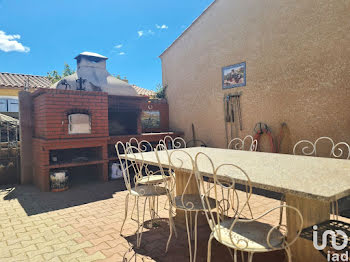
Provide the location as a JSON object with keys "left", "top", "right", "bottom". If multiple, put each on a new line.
{"left": 137, "top": 30, "right": 154, "bottom": 38}
{"left": 114, "top": 44, "right": 122, "bottom": 49}
{"left": 0, "top": 30, "right": 30, "bottom": 53}
{"left": 118, "top": 52, "right": 125, "bottom": 55}
{"left": 156, "top": 24, "right": 168, "bottom": 30}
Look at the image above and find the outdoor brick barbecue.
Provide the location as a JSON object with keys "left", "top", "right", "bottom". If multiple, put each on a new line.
{"left": 19, "top": 52, "right": 179, "bottom": 191}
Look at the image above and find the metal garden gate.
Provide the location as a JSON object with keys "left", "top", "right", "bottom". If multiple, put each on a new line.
{"left": 0, "top": 116, "right": 20, "bottom": 184}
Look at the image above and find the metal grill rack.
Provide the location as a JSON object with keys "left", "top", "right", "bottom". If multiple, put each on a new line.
{"left": 300, "top": 220, "right": 350, "bottom": 257}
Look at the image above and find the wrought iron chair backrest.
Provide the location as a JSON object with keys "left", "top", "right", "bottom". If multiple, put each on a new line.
{"left": 228, "top": 135, "right": 258, "bottom": 151}
{"left": 115, "top": 141, "right": 145, "bottom": 192}
{"left": 293, "top": 137, "right": 350, "bottom": 159}
{"left": 195, "top": 151, "right": 252, "bottom": 225}
{"left": 160, "top": 135, "right": 187, "bottom": 150}
{"left": 194, "top": 152, "right": 303, "bottom": 251}
{"left": 122, "top": 138, "right": 166, "bottom": 185}
{"left": 127, "top": 137, "right": 154, "bottom": 152}
{"left": 294, "top": 140, "right": 350, "bottom": 252}
{"left": 155, "top": 144, "right": 200, "bottom": 211}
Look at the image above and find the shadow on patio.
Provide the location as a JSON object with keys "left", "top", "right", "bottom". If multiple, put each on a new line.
{"left": 122, "top": 218, "right": 285, "bottom": 262}
{"left": 1, "top": 179, "right": 340, "bottom": 261}
{"left": 1, "top": 180, "right": 126, "bottom": 216}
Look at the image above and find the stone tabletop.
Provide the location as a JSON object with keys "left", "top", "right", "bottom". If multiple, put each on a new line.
{"left": 120, "top": 147, "right": 350, "bottom": 202}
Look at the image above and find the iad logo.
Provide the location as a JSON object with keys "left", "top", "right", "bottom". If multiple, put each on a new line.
{"left": 313, "top": 225, "right": 349, "bottom": 262}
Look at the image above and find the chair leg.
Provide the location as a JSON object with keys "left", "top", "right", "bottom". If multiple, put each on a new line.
{"left": 279, "top": 196, "right": 285, "bottom": 225}
{"left": 245, "top": 190, "right": 254, "bottom": 219}
{"left": 189, "top": 210, "right": 193, "bottom": 239}
{"left": 207, "top": 233, "right": 214, "bottom": 262}
{"left": 164, "top": 198, "right": 169, "bottom": 210}
{"left": 226, "top": 247, "right": 233, "bottom": 260}
{"left": 247, "top": 252, "right": 254, "bottom": 262}
{"left": 131, "top": 195, "right": 136, "bottom": 220}
{"left": 149, "top": 197, "right": 154, "bottom": 226}
{"left": 170, "top": 206, "right": 177, "bottom": 238}
{"left": 149, "top": 196, "right": 160, "bottom": 221}
{"left": 166, "top": 206, "right": 174, "bottom": 253}
{"left": 136, "top": 196, "right": 140, "bottom": 246}
{"left": 185, "top": 211, "right": 193, "bottom": 262}
{"left": 226, "top": 188, "right": 230, "bottom": 217}
{"left": 136, "top": 197, "right": 148, "bottom": 248}
{"left": 234, "top": 249, "right": 238, "bottom": 262}
{"left": 193, "top": 211, "right": 198, "bottom": 262}
{"left": 285, "top": 246, "right": 292, "bottom": 262}
{"left": 148, "top": 197, "right": 152, "bottom": 218}
{"left": 247, "top": 202, "right": 254, "bottom": 219}
{"left": 120, "top": 193, "right": 129, "bottom": 235}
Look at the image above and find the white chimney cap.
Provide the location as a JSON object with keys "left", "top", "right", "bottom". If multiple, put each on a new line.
{"left": 74, "top": 52, "right": 108, "bottom": 60}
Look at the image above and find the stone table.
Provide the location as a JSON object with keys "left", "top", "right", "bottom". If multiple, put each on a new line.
{"left": 120, "top": 147, "right": 350, "bottom": 262}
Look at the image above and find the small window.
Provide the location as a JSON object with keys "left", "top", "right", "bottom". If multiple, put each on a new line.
{"left": 68, "top": 113, "right": 91, "bottom": 134}
{"left": 0, "top": 99, "right": 7, "bottom": 112}
{"left": 7, "top": 99, "right": 18, "bottom": 112}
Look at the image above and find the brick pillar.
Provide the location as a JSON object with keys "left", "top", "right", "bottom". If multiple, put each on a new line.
{"left": 101, "top": 162, "right": 108, "bottom": 182}
{"left": 101, "top": 143, "right": 109, "bottom": 181}
{"left": 137, "top": 110, "right": 142, "bottom": 134}
{"left": 19, "top": 91, "right": 33, "bottom": 184}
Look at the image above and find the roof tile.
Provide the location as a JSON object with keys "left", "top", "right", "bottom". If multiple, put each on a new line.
{"left": 0, "top": 72, "right": 156, "bottom": 97}
{"left": 0, "top": 72, "right": 51, "bottom": 89}
{"left": 132, "top": 85, "right": 156, "bottom": 97}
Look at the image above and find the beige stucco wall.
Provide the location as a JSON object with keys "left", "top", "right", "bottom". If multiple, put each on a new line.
{"left": 160, "top": 0, "right": 350, "bottom": 153}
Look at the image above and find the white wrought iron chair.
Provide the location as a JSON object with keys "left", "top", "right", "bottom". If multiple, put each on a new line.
{"left": 128, "top": 137, "right": 154, "bottom": 152}
{"left": 293, "top": 137, "right": 350, "bottom": 254}
{"left": 127, "top": 137, "right": 165, "bottom": 185}
{"left": 293, "top": 136, "right": 350, "bottom": 159}
{"left": 293, "top": 136, "right": 350, "bottom": 218}
{"left": 155, "top": 145, "right": 216, "bottom": 262}
{"left": 160, "top": 135, "right": 187, "bottom": 150}
{"left": 126, "top": 138, "right": 168, "bottom": 221}
{"left": 228, "top": 135, "right": 258, "bottom": 151}
{"left": 221, "top": 135, "right": 258, "bottom": 218}
{"left": 116, "top": 141, "right": 167, "bottom": 248}
{"left": 158, "top": 135, "right": 187, "bottom": 210}
{"left": 194, "top": 152, "right": 304, "bottom": 262}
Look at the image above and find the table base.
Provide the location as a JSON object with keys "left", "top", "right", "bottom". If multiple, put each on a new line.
{"left": 286, "top": 194, "right": 330, "bottom": 262}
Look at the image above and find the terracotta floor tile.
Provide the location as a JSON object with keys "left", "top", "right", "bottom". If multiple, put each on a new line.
{"left": 84, "top": 242, "right": 110, "bottom": 255}
{"left": 0, "top": 180, "right": 323, "bottom": 262}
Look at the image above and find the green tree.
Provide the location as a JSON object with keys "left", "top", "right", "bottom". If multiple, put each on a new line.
{"left": 47, "top": 63, "right": 75, "bottom": 83}
{"left": 63, "top": 63, "right": 75, "bottom": 77}
{"left": 47, "top": 70, "right": 61, "bottom": 84}
{"left": 155, "top": 84, "right": 167, "bottom": 99}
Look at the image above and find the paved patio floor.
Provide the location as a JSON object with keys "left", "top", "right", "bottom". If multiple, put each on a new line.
{"left": 0, "top": 180, "right": 344, "bottom": 262}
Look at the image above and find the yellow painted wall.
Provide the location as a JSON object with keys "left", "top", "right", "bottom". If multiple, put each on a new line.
{"left": 0, "top": 88, "right": 20, "bottom": 97}
{"left": 161, "top": 0, "right": 350, "bottom": 153}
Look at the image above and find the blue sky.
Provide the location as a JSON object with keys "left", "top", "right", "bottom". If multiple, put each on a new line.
{"left": 0, "top": 0, "right": 213, "bottom": 91}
